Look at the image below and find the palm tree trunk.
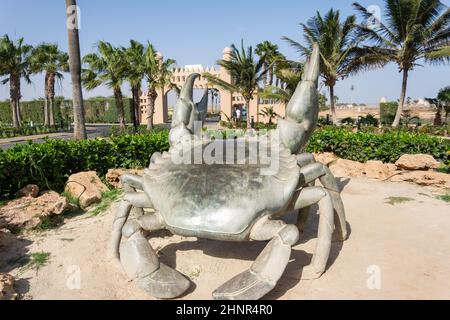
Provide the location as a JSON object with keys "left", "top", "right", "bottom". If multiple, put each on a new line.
{"left": 147, "top": 89, "right": 157, "bottom": 131}
{"left": 132, "top": 85, "right": 141, "bottom": 129}
{"left": 16, "top": 77, "right": 22, "bottom": 125}
{"left": 329, "top": 85, "right": 338, "bottom": 125}
{"left": 269, "top": 66, "right": 274, "bottom": 86}
{"left": 130, "top": 92, "right": 137, "bottom": 132}
{"left": 113, "top": 86, "right": 126, "bottom": 129}
{"left": 245, "top": 98, "right": 251, "bottom": 130}
{"left": 66, "top": 0, "right": 87, "bottom": 140}
{"left": 48, "top": 72, "right": 56, "bottom": 126}
{"left": 392, "top": 69, "right": 409, "bottom": 128}
{"left": 44, "top": 73, "right": 49, "bottom": 126}
{"left": 9, "top": 74, "right": 20, "bottom": 128}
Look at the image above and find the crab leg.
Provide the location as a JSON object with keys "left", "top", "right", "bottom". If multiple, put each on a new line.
{"left": 213, "top": 218, "right": 299, "bottom": 300}
{"left": 109, "top": 191, "right": 190, "bottom": 299}
{"left": 296, "top": 155, "right": 348, "bottom": 241}
{"left": 294, "top": 186, "right": 334, "bottom": 280}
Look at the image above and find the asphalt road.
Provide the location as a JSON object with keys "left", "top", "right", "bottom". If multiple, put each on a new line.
{"left": 0, "top": 124, "right": 114, "bottom": 150}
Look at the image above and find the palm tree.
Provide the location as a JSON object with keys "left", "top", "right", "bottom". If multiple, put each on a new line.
{"left": 203, "top": 41, "right": 268, "bottom": 129}
{"left": 31, "top": 43, "right": 69, "bottom": 126}
{"left": 283, "top": 9, "right": 362, "bottom": 124}
{"left": 353, "top": 0, "right": 450, "bottom": 127}
{"left": 260, "top": 59, "right": 303, "bottom": 103}
{"left": 82, "top": 41, "right": 127, "bottom": 129}
{"left": 255, "top": 41, "right": 281, "bottom": 86}
{"left": 65, "top": 0, "right": 86, "bottom": 139}
{"left": 123, "top": 40, "right": 146, "bottom": 130}
{"left": 142, "top": 44, "right": 176, "bottom": 131}
{"left": 259, "top": 106, "right": 280, "bottom": 125}
{"left": 0, "top": 35, "right": 33, "bottom": 128}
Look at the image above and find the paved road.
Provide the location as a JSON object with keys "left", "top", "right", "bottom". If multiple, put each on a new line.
{"left": 0, "top": 124, "right": 114, "bottom": 150}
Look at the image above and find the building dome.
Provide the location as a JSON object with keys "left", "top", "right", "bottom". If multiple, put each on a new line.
{"left": 223, "top": 47, "right": 232, "bottom": 54}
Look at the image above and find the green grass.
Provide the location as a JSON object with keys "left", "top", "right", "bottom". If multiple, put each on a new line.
{"left": 436, "top": 194, "right": 450, "bottom": 203}
{"left": 61, "top": 191, "right": 80, "bottom": 207}
{"left": 32, "top": 215, "right": 64, "bottom": 232}
{"left": 385, "top": 197, "right": 415, "bottom": 206}
{"left": 19, "top": 252, "right": 51, "bottom": 274}
{"left": 89, "top": 189, "right": 122, "bottom": 217}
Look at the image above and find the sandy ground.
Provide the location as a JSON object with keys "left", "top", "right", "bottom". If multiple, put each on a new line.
{"left": 1, "top": 177, "right": 449, "bottom": 300}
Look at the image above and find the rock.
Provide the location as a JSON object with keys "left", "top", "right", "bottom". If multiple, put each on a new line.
{"left": 64, "top": 172, "right": 109, "bottom": 210}
{"left": 106, "top": 169, "right": 145, "bottom": 189}
{"left": 0, "top": 191, "right": 74, "bottom": 230}
{"left": 362, "top": 161, "right": 398, "bottom": 180}
{"left": 0, "top": 273, "right": 15, "bottom": 300}
{"left": 314, "top": 153, "right": 339, "bottom": 166}
{"left": 329, "top": 159, "right": 365, "bottom": 177}
{"left": 395, "top": 154, "right": 440, "bottom": 171}
{"left": 17, "top": 184, "right": 39, "bottom": 198}
{"left": 389, "top": 171, "right": 450, "bottom": 192}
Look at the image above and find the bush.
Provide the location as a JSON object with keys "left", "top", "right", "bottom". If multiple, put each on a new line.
{"left": 380, "top": 102, "right": 398, "bottom": 125}
{"left": 0, "top": 130, "right": 169, "bottom": 200}
{"left": 307, "top": 127, "right": 449, "bottom": 164}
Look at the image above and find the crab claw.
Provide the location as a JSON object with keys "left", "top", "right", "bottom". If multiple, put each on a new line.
{"left": 278, "top": 43, "right": 320, "bottom": 154}
{"left": 170, "top": 73, "right": 208, "bottom": 145}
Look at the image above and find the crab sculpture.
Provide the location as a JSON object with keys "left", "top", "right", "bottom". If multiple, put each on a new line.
{"left": 109, "top": 44, "right": 348, "bottom": 300}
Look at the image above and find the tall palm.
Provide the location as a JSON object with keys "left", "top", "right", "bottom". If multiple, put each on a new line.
{"left": 204, "top": 41, "right": 268, "bottom": 129}
{"left": 31, "top": 43, "right": 69, "bottom": 126}
{"left": 65, "top": 0, "right": 86, "bottom": 139}
{"left": 123, "top": 40, "right": 146, "bottom": 130}
{"left": 142, "top": 43, "right": 176, "bottom": 131}
{"left": 283, "top": 9, "right": 362, "bottom": 124}
{"left": 353, "top": 0, "right": 450, "bottom": 127}
{"left": 0, "top": 35, "right": 33, "bottom": 128}
{"left": 260, "top": 59, "right": 303, "bottom": 103}
{"left": 255, "top": 41, "right": 281, "bottom": 86}
{"left": 82, "top": 41, "right": 127, "bottom": 129}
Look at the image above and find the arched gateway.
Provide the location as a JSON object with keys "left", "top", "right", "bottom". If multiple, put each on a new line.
{"left": 139, "top": 47, "right": 286, "bottom": 125}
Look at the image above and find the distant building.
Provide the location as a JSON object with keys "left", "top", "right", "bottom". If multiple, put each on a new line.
{"left": 139, "top": 47, "right": 286, "bottom": 124}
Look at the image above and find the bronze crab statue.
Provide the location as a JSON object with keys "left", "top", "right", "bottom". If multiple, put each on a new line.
{"left": 109, "top": 45, "right": 348, "bottom": 300}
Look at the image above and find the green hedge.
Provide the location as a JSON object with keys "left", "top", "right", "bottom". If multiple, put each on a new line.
{"left": 380, "top": 102, "right": 398, "bottom": 125}
{"left": 307, "top": 128, "right": 449, "bottom": 163}
{"left": 0, "top": 130, "right": 169, "bottom": 199}
{"left": 0, "top": 128, "right": 448, "bottom": 200}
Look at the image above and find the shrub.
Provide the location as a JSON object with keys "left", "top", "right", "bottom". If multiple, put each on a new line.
{"left": 0, "top": 130, "right": 169, "bottom": 200}
{"left": 307, "top": 127, "right": 449, "bottom": 164}
{"left": 380, "top": 102, "right": 398, "bottom": 125}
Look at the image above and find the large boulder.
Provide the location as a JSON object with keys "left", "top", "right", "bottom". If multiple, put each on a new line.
{"left": 17, "top": 184, "right": 39, "bottom": 198}
{"left": 64, "top": 172, "right": 109, "bottom": 210}
{"left": 362, "top": 161, "right": 398, "bottom": 180}
{"left": 395, "top": 154, "right": 440, "bottom": 171}
{"left": 314, "top": 153, "right": 339, "bottom": 166}
{"left": 389, "top": 171, "right": 450, "bottom": 192}
{"left": 329, "top": 159, "right": 365, "bottom": 177}
{"left": 0, "top": 273, "right": 15, "bottom": 300}
{"left": 106, "top": 169, "right": 145, "bottom": 189}
{"left": 0, "top": 191, "right": 74, "bottom": 230}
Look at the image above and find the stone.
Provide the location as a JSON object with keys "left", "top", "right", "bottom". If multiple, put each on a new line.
{"left": 64, "top": 171, "right": 109, "bottom": 210}
{"left": 0, "top": 273, "right": 15, "bottom": 300}
{"left": 0, "top": 191, "right": 74, "bottom": 230}
{"left": 314, "top": 153, "right": 338, "bottom": 166}
{"left": 17, "top": 184, "right": 39, "bottom": 198}
{"left": 395, "top": 154, "right": 440, "bottom": 171}
{"left": 362, "top": 161, "right": 398, "bottom": 180}
{"left": 329, "top": 159, "right": 365, "bottom": 177}
{"left": 389, "top": 171, "right": 450, "bottom": 192}
{"left": 106, "top": 169, "right": 145, "bottom": 189}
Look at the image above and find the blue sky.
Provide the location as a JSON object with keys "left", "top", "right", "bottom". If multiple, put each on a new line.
{"left": 0, "top": 0, "right": 449, "bottom": 104}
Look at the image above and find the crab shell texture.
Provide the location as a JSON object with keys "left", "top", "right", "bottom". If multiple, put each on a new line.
{"left": 144, "top": 43, "right": 320, "bottom": 242}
